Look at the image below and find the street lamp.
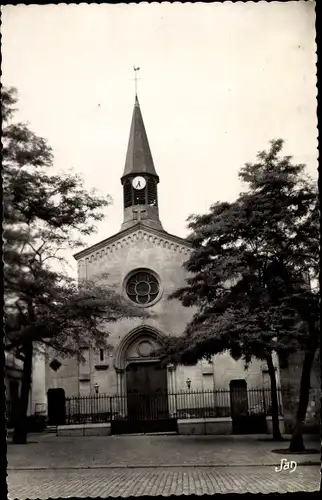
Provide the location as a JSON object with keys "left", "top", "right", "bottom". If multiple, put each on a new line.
{"left": 94, "top": 382, "right": 99, "bottom": 395}
{"left": 186, "top": 378, "right": 191, "bottom": 390}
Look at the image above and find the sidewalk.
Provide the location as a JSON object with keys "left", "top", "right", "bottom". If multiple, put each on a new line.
{"left": 7, "top": 435, "right": 320, "bottom": 498}
{"left": 7, "top": 433, "right": 320, "bottom": 469}
{"left": 7, "top": 466, "right": 321, "bottom": 498}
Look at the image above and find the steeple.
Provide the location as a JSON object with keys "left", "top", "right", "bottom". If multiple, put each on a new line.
{"left": 121, "top": 95, "right": 159, "bottom": 181}
{"left": 121, "top": 94, "right": 163, "bottom": 232}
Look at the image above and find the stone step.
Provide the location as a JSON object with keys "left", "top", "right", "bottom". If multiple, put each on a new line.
{"left": 46, "top": 426, "right": 58, "bottom": 433}
{"left": 126, "top": 431, "right": 178, "bottom": 436}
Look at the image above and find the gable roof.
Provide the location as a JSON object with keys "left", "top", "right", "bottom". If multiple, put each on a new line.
{"left": 73, "top": 222, "right": 192, "bottom": 260}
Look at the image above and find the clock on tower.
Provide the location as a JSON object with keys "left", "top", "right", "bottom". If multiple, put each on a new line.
{"left": 120, "top": 95, "right": 163, "bottom": 231}
{"left": 132, "top": 176, "right": 146, "bottom": 190}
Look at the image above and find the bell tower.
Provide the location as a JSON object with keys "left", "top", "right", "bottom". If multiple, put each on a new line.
{"left": 121, "top": 95, "right": 163, "bottom": 232}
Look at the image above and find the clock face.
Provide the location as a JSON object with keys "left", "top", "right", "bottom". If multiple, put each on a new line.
{"left": 132, "top": 176, "right": 146, "bottom": 190}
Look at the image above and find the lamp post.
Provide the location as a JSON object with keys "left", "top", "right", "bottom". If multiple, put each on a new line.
{"left": 93, "top": 382, "right": 100, "bottom": 422}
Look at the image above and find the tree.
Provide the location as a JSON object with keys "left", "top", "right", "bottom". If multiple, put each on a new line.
{"left": 239, "top": 140, "right": 319, "bottom": 452}
{"left": 3, "top": 87, "right": 146, "bottom": 444}
{"left": 160, "top": 139, "right": 319, "bottom": 450}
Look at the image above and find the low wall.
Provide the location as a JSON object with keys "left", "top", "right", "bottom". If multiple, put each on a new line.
{"left": 178, "top": 416, "right": 285, "bottom": 435}
{"left": 57, "top": 423, "right": 111, "bottom": 437}
{"left": 266, "top": 416, "right": 285, "bottom": 435}
{"left": 55, "top": 417, "right": 284, "bottom": 437}
{"left": 178, "top": 417, "right": 232, "bottom": 435}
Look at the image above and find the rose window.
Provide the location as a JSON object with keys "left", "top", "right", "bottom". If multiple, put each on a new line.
{"left": 126, "top": 271, "right": 160, "bottom": 305}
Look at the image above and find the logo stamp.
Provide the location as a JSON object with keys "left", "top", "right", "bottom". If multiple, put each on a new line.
{"left": 275, "top": 458, "right": 297, "bottom": 473}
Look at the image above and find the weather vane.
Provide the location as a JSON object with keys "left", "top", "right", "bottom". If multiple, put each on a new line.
{"left": 133, "top": 66, "right": 141, "bottom": 97}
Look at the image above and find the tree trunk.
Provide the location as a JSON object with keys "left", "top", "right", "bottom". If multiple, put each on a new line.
{"left": 12, "top": 342, "right": 33, "bottom": 444}
{"left": 265, "top": 353, "right": 283, "bottom": 441}
{"left": 288, "top": 347, "right": 316, "bottom": 452}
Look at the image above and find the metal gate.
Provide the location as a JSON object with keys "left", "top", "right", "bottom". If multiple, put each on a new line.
{"left": 230, "top": 381, "right": 267, "bottom": 434}
{"left": 110, "top": 361, "right": 178, "bottom": 434}
{"left": 111, "top": 393, "right": 178, "bottom": 434}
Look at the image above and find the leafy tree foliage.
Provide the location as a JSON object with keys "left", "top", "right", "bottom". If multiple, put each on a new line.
{"left": 3, "top": 87, "right": 145, "bottom": 443}
{"left": 161, "top": 139, "right": 319, "bottom": 450}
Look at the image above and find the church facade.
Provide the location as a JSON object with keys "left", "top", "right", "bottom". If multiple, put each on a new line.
{"left": 43, "top": 95, "right": 283, "bottom": 431}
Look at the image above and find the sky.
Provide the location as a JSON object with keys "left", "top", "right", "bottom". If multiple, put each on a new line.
{"left": 1, "top": 2, "right": 317, "bottom": 278}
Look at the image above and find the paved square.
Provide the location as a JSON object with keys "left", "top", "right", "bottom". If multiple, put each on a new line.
{"left": 6, "top": 434, "right": 321, "bottom": 497}
{"left": 7, "top": 466, "right": 321, "bottom": 498}
{"left": 7, "top": 433, "right": 320, "bottom": 468}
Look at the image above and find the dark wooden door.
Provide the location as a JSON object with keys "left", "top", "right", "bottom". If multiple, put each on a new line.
{"left": 230, "top": 379, "right": 249, "bottom": 434}
{"left": 8, "top": 381, "right": 20, "bottom": 427}
{"left": 47, "top": 388, "right": 66, "bottom": 425}
{"left": 126, "top": 362, "right": 168, "bottom": 420}
{"left": 230, "top": 380, "right": 248, "bottom": 417}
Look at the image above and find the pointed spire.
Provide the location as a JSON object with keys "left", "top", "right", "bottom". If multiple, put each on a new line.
{"left": 133, "top": 66, "right": 140, "bottom": 100}
{"left": 121, "top": 96, "right": 159, "bottom": 180}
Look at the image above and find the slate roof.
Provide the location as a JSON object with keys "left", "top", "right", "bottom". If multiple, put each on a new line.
{"left": 121, "top": 96, "right": 159, "bottom": 181}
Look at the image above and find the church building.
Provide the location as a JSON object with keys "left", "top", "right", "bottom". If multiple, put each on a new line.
{"left": 42, "top": 92, "right": 284, "bottom": 432}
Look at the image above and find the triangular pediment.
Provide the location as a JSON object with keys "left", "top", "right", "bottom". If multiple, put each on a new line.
{"left": 74, "top": 223, "right": 192, "bottom": 261}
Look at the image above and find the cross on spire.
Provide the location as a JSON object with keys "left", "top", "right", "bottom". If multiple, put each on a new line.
{"left": 133, "top": 66, "right": 141, "bottom": 98}
{"left": 132, "top": 206, "right": 147, "bottom": 222}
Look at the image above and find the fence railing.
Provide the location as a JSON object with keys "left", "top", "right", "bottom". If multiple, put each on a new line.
{"left": 65, "top": 388, "right": 283, "bottom": 425}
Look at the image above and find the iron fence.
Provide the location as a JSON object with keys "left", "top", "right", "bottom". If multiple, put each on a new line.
{"left": 65, "top": 388, "right": 283, "bottom": 425}
{"left": 5, "top": 400, "right": 13, "bottom": 427}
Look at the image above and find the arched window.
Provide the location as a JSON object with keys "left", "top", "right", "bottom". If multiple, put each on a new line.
{"left": 123, "top": 180, "right": 132, "bottom": 208}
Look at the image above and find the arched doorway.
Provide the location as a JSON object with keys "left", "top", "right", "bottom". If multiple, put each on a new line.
{"left": 112, "top": 327, "right": 177, "bottom": 434}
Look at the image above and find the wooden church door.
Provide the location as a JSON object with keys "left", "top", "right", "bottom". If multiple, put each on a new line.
{"left": 230, "top": 379, "right": 249, "bottom": 434}
{"left": 126, "top": 362, "right": 168, "bottom": 420}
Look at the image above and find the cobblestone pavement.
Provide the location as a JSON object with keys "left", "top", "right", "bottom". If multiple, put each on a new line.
{"left": 7, "top": 434, "right": 320, "bottom": 469}
{"left": 7, "top": 465, "right": 321, "bottom": 498}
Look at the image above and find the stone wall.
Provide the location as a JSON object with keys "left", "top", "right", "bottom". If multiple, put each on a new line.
{"left": 46, "top": 228, "right": 282, "bottom": 399}
{"left": 47, "top": 229, "right": 198, "bottom": 396}
{"left": 31, "top": 354, "right": 46, "bottom": 415}
{"left": 46, "top": 354, "right": 80, "bottom": 397}
{"left": 213, "top": 355, "right": 265, "bottom": 389}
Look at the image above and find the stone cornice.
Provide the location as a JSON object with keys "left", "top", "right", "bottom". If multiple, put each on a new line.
{"left": 74, "top": 223, "right": 192, "bottom": 261}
